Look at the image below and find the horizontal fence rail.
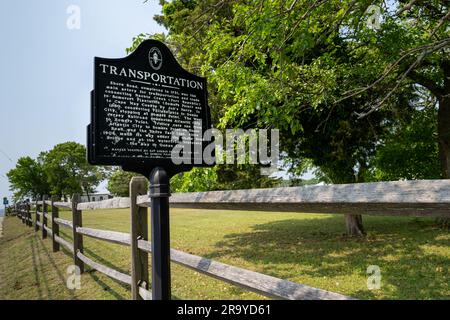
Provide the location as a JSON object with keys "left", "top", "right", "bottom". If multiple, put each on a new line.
{"left": 43, "top": 225, "right": 53, "bottom": 236}
{"left": 52, "top": 180, "right": 450, "bottom": 217}
{"left": 76, "top": 251, "right": 132, "bottom": 285}
{"left": 138, "top": 286, "right": 152, "bottom": 300}
{"left": 14, "top": 179, "right": 450, "bottom": 300}
{"left": 77, "top": 197, "right": 131, "bottom": 211}
{"left": 54, "top": 218, "right": 73, "bottom": 229}
{"left": 135, "top": 180, "right": 450, "bottom": 217}
{"left": 76, "top": 227, "right": 130, "bottom": 246}
{"left": 136, "top": 240, "right": 350, "bottom": 300}
{"left": 53, "top": 202, "right": 72, "bottom": 209}
{"left": 64, "top": 217, "right": 345, "bottom": 299}
{"left": 54, "top": 235, "right": 74, "bottom": 253}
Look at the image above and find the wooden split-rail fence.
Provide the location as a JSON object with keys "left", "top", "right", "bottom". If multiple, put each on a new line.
{"left": 14, "top": 179, "right": 450, "bottom": 300}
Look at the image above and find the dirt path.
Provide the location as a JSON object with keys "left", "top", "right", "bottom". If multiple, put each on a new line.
{"left": 0, "top": 217, "right": 3, "bottom": 238}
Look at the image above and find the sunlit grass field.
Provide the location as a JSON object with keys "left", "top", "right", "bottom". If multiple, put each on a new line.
{"left": 0, "top": 208, "right": 448, "bottom": 300}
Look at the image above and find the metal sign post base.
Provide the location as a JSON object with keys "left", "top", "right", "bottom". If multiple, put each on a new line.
{"left": 149, "top": 167, "right": 171, "bottom": 300}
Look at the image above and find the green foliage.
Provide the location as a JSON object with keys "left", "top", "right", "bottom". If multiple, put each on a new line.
{"left": 7, "top": 155, "right": 50, "bottom": 200}
{"left": 43, "top": 142, "right": 104, "bottom": 197}
{"left": 146, "top": 0, "right": 449, "bottom": 185}
{"left": 8, "top": 142, "right": 106, "bottom": 200}
{"left": 367, "top": 106, "right": 440, "bottom": 181}
{"left": 216, "top": 164, "right": 281, "bottom": 190}
{"left": 171, "top": 168, "right": 218, "bottom": 193}
{"left": 170, "top": 165, "right": 280, "bottom": 193}
{"left": 126, "top": 32, "right": 167, "bottom": 54}
{"left": 146, "top": 0, "right": 394, "bottom": 185}
{"left": 107, "top": 169, "right": 147, "bottom": 197}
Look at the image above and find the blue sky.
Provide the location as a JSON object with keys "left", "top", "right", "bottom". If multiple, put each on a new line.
{"left": 0, "top": 0, "right": 165, "bottom": 200}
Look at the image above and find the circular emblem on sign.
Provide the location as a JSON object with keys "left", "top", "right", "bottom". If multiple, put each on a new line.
{"left": 149, "top": 47, "right": 163, "bottom": 70}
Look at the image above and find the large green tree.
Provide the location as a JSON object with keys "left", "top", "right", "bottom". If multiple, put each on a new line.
{"left": 126, "top": 1, "right": 449, "bottom": 233}
{"left": 7, "top": 155, "right": 50, "bottom": 201}
{"left": 138, "top": 0, "right": 387, "bottom": 235}
{"left": 142, "top": 0, "right": 450, "bottom": 234}
{"left": 43, "top": 142, "right": 105, "bottom": 199}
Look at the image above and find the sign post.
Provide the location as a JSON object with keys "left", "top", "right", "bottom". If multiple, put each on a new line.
{"left": 3, "top": 197, "right": 8, "bottom": 216}
{"left": 88, "top": 40, "right": 213, "bottom": 300}
{"left": 149, "top": 167, "right": 171, "bottom": 299}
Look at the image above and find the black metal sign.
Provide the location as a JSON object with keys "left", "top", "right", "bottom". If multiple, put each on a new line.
{"left": 88, "top": 40, "right": 214, "bottom": 300}
{"left": 88, "top": 39, "right": 212, "bottom": 177}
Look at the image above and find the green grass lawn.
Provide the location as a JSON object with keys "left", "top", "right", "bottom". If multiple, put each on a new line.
{"left": 0, "top": 209, "right": 448, "bottom": 300}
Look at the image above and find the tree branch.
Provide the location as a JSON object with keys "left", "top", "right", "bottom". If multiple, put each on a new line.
{"left": 429, "top": 10, "right": 450, "bottom": 39}
{"left": 336, "top": 37, "right": 450, "bottom": 105}
{"left": 396, "top": 0, "right": 420, "bottom": 16}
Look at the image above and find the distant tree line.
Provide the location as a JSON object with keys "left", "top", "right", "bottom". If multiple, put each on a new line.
{"left": 7, "top": 142, "right": 107, "bottom": 202}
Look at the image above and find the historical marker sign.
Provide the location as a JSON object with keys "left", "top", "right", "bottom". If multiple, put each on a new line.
{"left": 88, "top": 39, "right": 212, "bottom": 176}
{"left": 3, "top": 197, "right": 8, "bottom": 205}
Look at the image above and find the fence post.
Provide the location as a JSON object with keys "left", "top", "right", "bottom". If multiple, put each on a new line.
{"left": 130, "top": 176, "right": 149, "bottom": 300}
{"left": 35, "top": 200, "right": 40, "bottom": 232}
{"left": 42, "top": 195, "right": 47, "bottom": 239}
{"left": 51, "top": 196, "right": 60, "bottom": 252}
{"left": 27, "top": 202, "right": 32, "bottom": 227}
{"left": 21, "top": 203, "right": 25, "bottom": 224}
{"left": 71, "top": 194, "right": 84, "bottom": 274}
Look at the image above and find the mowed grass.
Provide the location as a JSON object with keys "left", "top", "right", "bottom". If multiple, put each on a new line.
{"left": 0, "top": 208, "right": 449, "bottom": 300}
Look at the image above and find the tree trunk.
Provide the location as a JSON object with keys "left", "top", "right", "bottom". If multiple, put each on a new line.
{"left": 342, "top": 166, "right": 367, "bottom": 236}
{"left": 437, "top": 61, "right": 450, "bottom": 228}
{"left": 438, "top": 62, "right": 450, "bottom": 179}
{"left": 345, "top": 214, "right": 365, "bottom": 236}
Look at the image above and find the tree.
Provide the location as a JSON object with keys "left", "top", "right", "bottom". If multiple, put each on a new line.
{"left": 43, "top": 142, "right": 104, "bottom": 199}
{"left": 144, "top": 0, "right": 450, "bottom": 233}
{"left": 107, "top": 169, "right": 146, "bottom": 197}
{"left": 144, "top": 0, "right": 392, "bottom": 235}
{"left": 7, "top": 155, "right": 50, "bottom": 201}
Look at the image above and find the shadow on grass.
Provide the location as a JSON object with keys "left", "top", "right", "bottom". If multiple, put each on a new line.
{"left": 88, "top": 272, "right": 128, "bottom": 300}
{"left": 55, "top": 238, "right": 130, "bottom": 299}
{"left": 36, "top": 236, "right": 76, "bottom": 299}
{"left": 82, "top": 247, "right": 132, "bottom": 291}
{"left": 208, "top": 215, "right": 449, "bottom": 299}
{"left": 29, "top": 236, "right": 44, "bottom": 299}
{"left": 28, "top": 234, "right": 78, "bottom": 300}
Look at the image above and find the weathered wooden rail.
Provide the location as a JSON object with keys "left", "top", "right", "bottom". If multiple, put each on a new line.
{"left": 13, "top": 179, "right": 450, "bottom": 300}
{"left": 153, "top": 180, "right": 450, "bottom": 217}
